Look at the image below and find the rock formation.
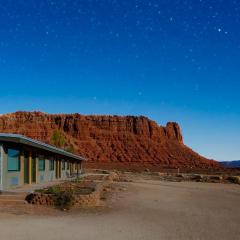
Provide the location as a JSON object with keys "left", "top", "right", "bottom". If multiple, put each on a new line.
{"left": 0, "top": 111, "right": 221, "bottom": 170}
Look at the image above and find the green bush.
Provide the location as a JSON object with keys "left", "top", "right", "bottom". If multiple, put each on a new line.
{"left": 51, "top": 130, "right": 75, "bottom": 153}
{"left": 35, "top": 186, "right": 61, "bottom": 194}
{"left": 65, "top": 144, "right": 75, "bottom": 153}
{"left": 53, "top": 190, "right": 74, "bottom": 210}
{"left": 34, "top": 185, "right": 75, "bottom": 210}
{"left": 228, "top": 176, "right": 240, "bottom": 184}
{"left": 35, "top": 188, "right": 45, "bottom": 193}
{"left": 73, "top": 176, "right": 83, "bottom": 183}
{"left": 51, "top": 130, "right": 66, "bottom": 148}
{"left": 46, "top": 186, "right": 61, "bottom": 194}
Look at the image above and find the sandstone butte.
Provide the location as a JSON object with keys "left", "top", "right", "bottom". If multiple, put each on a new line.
{"left": 0, "top": 111, "right": 222, "bottom": 171}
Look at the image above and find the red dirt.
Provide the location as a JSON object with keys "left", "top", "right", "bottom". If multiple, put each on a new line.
{"left": 0, "top": 111, "right": 222, "bottom": 170}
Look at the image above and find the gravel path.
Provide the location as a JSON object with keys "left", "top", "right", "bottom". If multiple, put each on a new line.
{"left": 0, "top": 180, "right": 239, "bottom": 240}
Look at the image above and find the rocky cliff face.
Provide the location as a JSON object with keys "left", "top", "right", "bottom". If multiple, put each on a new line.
{"left": 0, "top": 111, "right": 221, "bottom": 170}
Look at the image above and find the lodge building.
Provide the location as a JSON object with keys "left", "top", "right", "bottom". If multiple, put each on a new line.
{"left": 0, "top": 133, "right": 85, "bottom": 190}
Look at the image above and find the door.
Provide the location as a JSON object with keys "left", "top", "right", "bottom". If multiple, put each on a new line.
{"left": 24, "top": 153, "right": 29, "bottom": 184}
{"left": 31, "top": 156, "right": 36, "bottom": 183}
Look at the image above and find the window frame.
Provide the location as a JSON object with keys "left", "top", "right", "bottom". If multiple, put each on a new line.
{"left": 49, "top": 159, "right": 55, "bottom": 171}
{"left": 7, "top": 148, "right": 21, "bottom": 172}
{"left": 38, "top": 156, "right": 45, "bottom": 171}
{"left": 67, "top": 161, "right": 70, "bottom": 170}
{"left": 62, "top": 160, "right": 65, "bottom": 170}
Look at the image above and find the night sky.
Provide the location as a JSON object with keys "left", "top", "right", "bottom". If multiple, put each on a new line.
{"left": 0, "top": 0, "right": 239, "bottom": 160}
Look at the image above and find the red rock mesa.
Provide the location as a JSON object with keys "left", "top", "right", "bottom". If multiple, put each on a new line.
{"left": 0, "top": 111, "right": 221, "bottom": 170}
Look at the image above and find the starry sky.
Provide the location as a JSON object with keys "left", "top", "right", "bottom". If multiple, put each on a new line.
{"left": 0, "top": 0, "right": 239, "bottom": 160}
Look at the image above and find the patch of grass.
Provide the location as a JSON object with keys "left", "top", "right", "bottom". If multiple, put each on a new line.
{"left": 35, "top": 186, "right": 61, "bottom": 194}
{"left": 35, "top": 188, "right": 45, "bottom": 193}
{"left": 46, "top": 186, "right": 61, "bottom": 194}
{"left": 73, "top": 176, "right": 84, "bottom": 183}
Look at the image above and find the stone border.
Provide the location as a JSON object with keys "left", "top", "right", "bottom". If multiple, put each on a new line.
{"left": 26, "top": 172, "right": 118, "bottom": 208}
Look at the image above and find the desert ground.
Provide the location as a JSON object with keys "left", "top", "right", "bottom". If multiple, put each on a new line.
{"left": 0, "top": 177, "right": 239, "bottom": 240}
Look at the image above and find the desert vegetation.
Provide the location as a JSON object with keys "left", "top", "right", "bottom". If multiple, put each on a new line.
{"left": 50, "top": 129, "right": 75, "bottom": 153}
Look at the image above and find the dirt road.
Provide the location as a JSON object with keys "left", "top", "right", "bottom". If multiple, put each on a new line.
{"left": 0, "top": 180, "right": 239, "bottom": 240}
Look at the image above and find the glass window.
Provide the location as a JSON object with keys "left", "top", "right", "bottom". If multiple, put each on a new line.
{"left": 62, "top": 161, "right": 65, "bottom": 170}
{"left": 38, "top": 157, "right": 45, "bottom": 171}
{"left": 49, "top": 160, "right": 54, "bottom": 171}
{"left": 67, "top": 162, "right": 70, "bottom": 170}
{"left": 8, "top": 149, "right": 20, "bottom": 171}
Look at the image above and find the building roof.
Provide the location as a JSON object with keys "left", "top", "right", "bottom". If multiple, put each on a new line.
{"left": 0, "top": 133, "right": 85, "bottom": 161}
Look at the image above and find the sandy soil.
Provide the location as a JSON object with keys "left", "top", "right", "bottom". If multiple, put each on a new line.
{"left": 0, "top": 180, "right": 239, "bottom": 240}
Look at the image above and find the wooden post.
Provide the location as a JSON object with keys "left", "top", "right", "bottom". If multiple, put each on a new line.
{"left": 77, "top": 162, "right": 79, "bottom": 177}
{"left": 35, "top": 157, "right": 39, "bottom": 184}
{"left": 59, "top": 161, "right": 61, "bottom": 179}
{"left": 56, "top": 160, "right": 58, "bottom": 179}
{"left": 29, "top": 152, "right": 32, "bottom": 185}
{"left": 80, "top": 161, "right": 83, "bottom": 174}
{"left": 20, "top": 153, "right": 24, "bottom": 186}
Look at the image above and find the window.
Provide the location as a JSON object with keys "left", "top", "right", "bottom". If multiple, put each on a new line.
{"left": 67, "top": 161, "right": 70, "bottom": 170}
{"left": 38, "top": 157, "right": 45, "bottom": 171}
{"left": 49, "top": 159, "right": 54, "bottom": 171}
{"left": 62, "top": 161, "right": 65, "bottom": 170}
{"left": 8, "top": 149, "right": 20, "bottom": 171}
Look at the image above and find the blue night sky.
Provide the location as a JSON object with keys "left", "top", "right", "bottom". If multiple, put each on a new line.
{"left": 0, "top": 0, "right": 239, "bottom": 160}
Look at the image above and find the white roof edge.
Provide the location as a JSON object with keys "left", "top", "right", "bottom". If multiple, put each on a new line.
{"left": 0, "top": 133, "right": 85, "bottom": 161}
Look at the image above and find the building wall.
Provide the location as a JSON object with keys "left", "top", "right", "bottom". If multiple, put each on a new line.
{"left": 1, "top": 143, "right": 82, "bottom": 190}
{"left": 0, "top": 145, "right": 3, "bottom": 190}
{"left": 37, "top": 157, "right": 54, "bottom": 184}
{"left": 37, "top": 158, "right": 72, "bottom": 183}
{"left": 2, "top": 146, "right": 21, "bottom": 189}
